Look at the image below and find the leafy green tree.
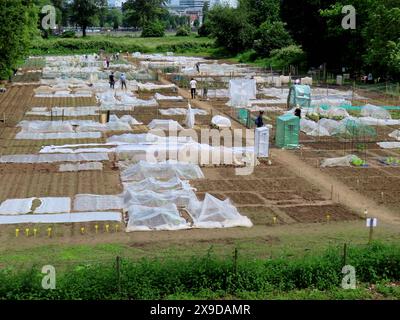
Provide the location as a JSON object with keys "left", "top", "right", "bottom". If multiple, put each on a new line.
{"left": 253, "top": 21, "right": 293, "bottom": 57}
{"left": 123, "top": 0, "right": 167, "bottom": 28}
{"left": 0, "top": 0, "right": 38, "bottom": 79}
{"left": 238, "top": 0, "right": 280, "bottom": 27}
{"left": 106, "top": 8, "right": 123, "bottom": 30}
{"left": 70, "top": 0, "right": 102, "bottom": 37}
{"left": 320, "top": 0, "right": 400, "bottom": 78}
{"left": 206, "top": 5, "right": 255, "bottom": 53}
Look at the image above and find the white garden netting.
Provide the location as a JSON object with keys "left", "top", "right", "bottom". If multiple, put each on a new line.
{"left": 148, "top": 119, "right": 184, "bottom": 131}
{"left": 126, "top": 203, "right": 189, "bottom": 231}
{"left": 188, "top": 193, "right": 253, "bottom": 229}
{"left": 360, "top": 104, "right": 391, "bottom": 119}
{"left": 228, "top": 79, "right": 257, "bottom": 107}
{"left": 123, "top": 177, "right": 192, "bottom": 193}
{"left": 124, "top": 189, "right": 197, "bottom": 208}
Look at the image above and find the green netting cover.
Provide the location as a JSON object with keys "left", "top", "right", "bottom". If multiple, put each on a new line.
{"left": 332, "top": 119, "right": 377, "bottom": 138}
{"left": 287, "top": 85, "right": 311, "bottom": 109}
{"left": 275, "top": 114, "right": 300, "bottom": 148}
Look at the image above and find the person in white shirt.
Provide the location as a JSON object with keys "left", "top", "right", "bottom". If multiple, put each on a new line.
{"left": 190, "top": 78, "right": 197, "bottom": 99}
{"left": 120, "top": 73, "right": 127, "bottom": 90}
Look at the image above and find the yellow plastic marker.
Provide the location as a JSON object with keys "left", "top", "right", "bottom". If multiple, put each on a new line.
{"left": 33, "top": 228, "right": 38, "bottom": 237}
{"left": 47, "top": 227, "right": 52, "bottom": 237}
{"left": 105, "top": 224, "right": 109, "bottom": 233}
{"left": 80, "top": 227, "right": 85, "bottom": 235}
{"left": 15, "top": 228, "right": 20, "bottom": 237}
{"left": 115, "top": 224, "right": 119, "bottom": 232}
{"left": 95, "top": 225, "right": 99, "bottom": 234}
{"left": 25, "top": 228, "right": 30, "bottom": 237}
{"left": 326, "top": 214, "right": 331, "bottom": 222}
{"left": 273, "top": 217, "right": 277, "bottom": 224}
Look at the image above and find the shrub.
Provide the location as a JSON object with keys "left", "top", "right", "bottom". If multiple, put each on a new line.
{"left": 176, "top": 26, "right": 191, "bottom": 37}
{"left": 262, "top": 45, "right": 307, "bottom": 70}
{"left": 61, "top": 31, "right": 76, "bottom": 38}
{"left": 197, "top": 23, "right": 210, "bottom": 37}
{"left": 141, "top": 20, "right": 165, "bottom": 38}
{"left": 1, "top": 243, "right": 399, "bottom": 299}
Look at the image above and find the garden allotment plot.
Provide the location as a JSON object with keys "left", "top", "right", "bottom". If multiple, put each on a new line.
{"left": 0, "top": 53, "right": 398, "bottom": 259}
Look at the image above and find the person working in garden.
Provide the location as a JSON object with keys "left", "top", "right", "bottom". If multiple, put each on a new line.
{"left": 109, "top": 72, "right": 115, "bottom": 89}
{"left": 294, "top": 105, "right": 302, "bottom": 118}
{"left": 120, "top": 73, "right": 127, "bottom": 90}
{"left": 255, "top": 111, "right": 264, "bottom": 128}
{"left": 190, "top": 78, "right": 197, "bottom": 99}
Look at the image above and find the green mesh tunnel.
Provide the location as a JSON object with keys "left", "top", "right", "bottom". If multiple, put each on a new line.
{"left": 332, "top": 119, "right": 377, "bottom": 139}
{"left": 287, "top": 85, "right": 311, "bottom": 109}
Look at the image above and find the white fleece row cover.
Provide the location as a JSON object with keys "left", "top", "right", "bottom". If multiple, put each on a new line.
{"left": 159, "top": 108, "right": 208, "bottom": 116}
{"left": 377, "top": 142, "right": 400, "bottom": 149}
{"left": 16, "top": 132, "right": 102, "bottom": 140}
{"left": 0, "top": 212, "right": 121, "bottom": 224}
{"left": 26, "top": 107, "right": 99, "bottom": 117}
{"left": 0, "top": 197, "right": 71, "bottom": 215}
{"left": 59, "top": 162, "right": 103, "bottom": 172}
{"left": 74, "top": 194, "right": 123, "bottom": 212}
{"left": 0, "top": 153, "right": 109, "bottom": 163}
{"left": 154, "top": 93, "right": 183, "bottom": 101}
{"left": 121, "top": 161, "right": 204, "bottom": 182}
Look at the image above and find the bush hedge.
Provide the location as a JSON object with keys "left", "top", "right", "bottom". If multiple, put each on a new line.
{"left": 29, "top": 37, "right": 213, "bottom": 55}
{"left": 0, "top": 242, "right": 399, "bottom": 299}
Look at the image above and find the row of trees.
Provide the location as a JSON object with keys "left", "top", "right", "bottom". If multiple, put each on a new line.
{"left": 36, "top": 0, "right": 191, "bottom": 37}
{"left": 203, "top": 0, "right": 400, "bottom": 79}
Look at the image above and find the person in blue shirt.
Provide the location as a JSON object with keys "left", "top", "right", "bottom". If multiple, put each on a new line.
{"left": 255, "top": 111, "right": 264, "bottom": 128}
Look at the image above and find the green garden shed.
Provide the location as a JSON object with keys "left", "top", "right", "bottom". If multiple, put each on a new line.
{"left": 275, "top": 114, "right": 300, "bottom": 148}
